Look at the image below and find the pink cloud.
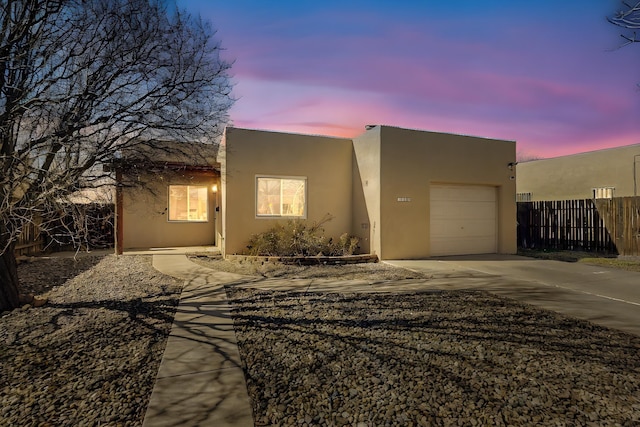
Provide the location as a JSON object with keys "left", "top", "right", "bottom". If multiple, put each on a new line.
{"left": 229, "top": 67, "right": 640, "bottom": 159}
{"left": 190, "top": 1, "right": 640, "bottom": 159}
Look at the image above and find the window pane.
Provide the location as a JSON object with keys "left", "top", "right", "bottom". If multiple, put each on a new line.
{"left": 282, "top": 179, "right": 305, "bottom": 216}
{"left": 593, "top": 187, "right": 614, "bottom": 199}
{"left": 169, "top": 186, "right": 188, "bottom": 221}
{"left": 516, "top": 192, "right": 532, "bottom": 202}
{"left": 188, "top": 186, "right": 209, "bottom": 221}
{"left": 257, "top": 178, "right": 281, "bottom": 215}
{"left": 169, "top": 185, "right": 208, "bottom": 221}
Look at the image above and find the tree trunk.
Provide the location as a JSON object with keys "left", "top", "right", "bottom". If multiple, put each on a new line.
{"left": 0, "top": 241, "right": 20, "bottom": 312}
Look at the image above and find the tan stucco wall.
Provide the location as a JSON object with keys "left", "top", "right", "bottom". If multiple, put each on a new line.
{"left": 220, "top": 127, "right": 354, "bottom": 256}
{"left": 122, "top": 172, "right": 218, "bottom": 249}
{"left": 517, "top": 144, "right": 640, "bottom": 201}
{"left": 352, "top": 128, "right": 382, "bottom": 255}
{"left": 371, "top": 126, "right": 517, "bottom": 259}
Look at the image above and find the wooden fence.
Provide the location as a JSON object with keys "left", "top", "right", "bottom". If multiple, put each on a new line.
{"left": 15, "top": 222, "right": 45, "bottom": 257}
{"left": 594, "top": 197, "right": 640, "bottom": 256}
{"left": 46, "top": 203, "right": 115, "bottom": 251}
{"left": 13, "top": 203, "right": 115, "bottom": 257}
{"left": 517, "top": 197, "right": 640, "bottom": 256}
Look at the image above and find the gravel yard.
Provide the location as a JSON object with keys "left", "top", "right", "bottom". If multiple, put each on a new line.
{"left": 227, "top": 287, "right": 640, "bottom": 427}
{"left": 0, "top": 255, "right": 183, "bottom": 427}
{"left": 188, "top": 255, "right": 430, "bottom": 281}
{"left": 3, "top": 254, "right": 640, "bottom": 427}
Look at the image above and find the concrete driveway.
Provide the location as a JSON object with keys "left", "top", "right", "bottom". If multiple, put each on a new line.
{"left": 385, "top": 255, "right": 640, "bottom": 336}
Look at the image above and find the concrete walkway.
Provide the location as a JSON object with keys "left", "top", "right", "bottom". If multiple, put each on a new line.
{"left": 142, "top": 255, "right": 256, "bottom": 427}
{"left": 143, "top": 254, "right": 640, "bottom": 426}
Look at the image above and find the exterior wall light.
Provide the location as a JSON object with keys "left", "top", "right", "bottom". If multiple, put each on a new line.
{"left": 212, "top": 184, "right": 218, "bottom": 193}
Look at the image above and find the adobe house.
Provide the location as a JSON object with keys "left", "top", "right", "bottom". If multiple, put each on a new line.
{"left": 517, "top": 143, "right": 640, "bottom": 201}
{"left": 220, "top": 125, "right": 517, "bottom": 259}
{"left": 114, "top": 142, "right": 221, "bottom": 253}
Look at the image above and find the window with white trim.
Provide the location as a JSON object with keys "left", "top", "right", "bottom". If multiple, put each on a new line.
{"left": 593, "top": 187, "right": 614, "bottom": 199}
{"left": 516, "top": 192, "right": 532, "bottom": 202}
{"left": 256, "top": 176, "right": 306, "bottom": 217}
{"left": 168, "top": 185, "right": 209, "bottom": 221}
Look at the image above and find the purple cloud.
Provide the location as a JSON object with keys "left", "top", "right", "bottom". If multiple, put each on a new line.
{"left": 180, "top": 0, "right": 640, "bottom": 158}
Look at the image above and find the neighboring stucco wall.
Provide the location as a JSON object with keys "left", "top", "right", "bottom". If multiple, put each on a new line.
{"left": 517, "top": 144, "right": 640, "bottom": 201}
{"left": 122, "top": 172, "right": 217, "bottom": 249}
{"left": 221, "top": 127, "right": 353, "bottom": 256}
{"left": 372, "top": 126, "right": 517, "bottom": 259}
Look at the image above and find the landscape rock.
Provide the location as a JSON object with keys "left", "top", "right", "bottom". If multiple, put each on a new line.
{"left": 227, "top": 287, "right": 640, "bottom": 426}
{"left": 5, "top": 254, "right": 640, "bottom": 426}
{"left": 32, "top": 297, "right": 47, "bottom": 307}
{"left": 0, "top": 255, "right": 182, "bottom": 427}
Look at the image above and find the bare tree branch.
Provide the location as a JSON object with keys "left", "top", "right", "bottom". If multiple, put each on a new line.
{"left": 609, "top": 1, "right": 640, "bottom": 46}
{"left": 0, "top": 0, "right": 233, "bottom": 310}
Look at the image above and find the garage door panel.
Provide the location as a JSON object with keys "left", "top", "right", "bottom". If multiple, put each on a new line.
{"left": 431, "top": 202, "right": 495, "bottom": 219}
{"left": 430, "top": 236, "right": 497, "bottom": 256}
{"left": 431, "top": 219, "right": 495, "bottom": 237}
{"left": 431, "top": 228, "right": 495, "bottom": 244}
{"left": 430, "top": 184, "right": 497, "bottom": 256}
{"left": 431, "top": 185, "right": 496, "bottom": 202}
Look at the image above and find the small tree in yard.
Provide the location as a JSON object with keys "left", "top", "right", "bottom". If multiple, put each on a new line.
{"left": 0, "top": 0, "right": 233, "bottom": 311}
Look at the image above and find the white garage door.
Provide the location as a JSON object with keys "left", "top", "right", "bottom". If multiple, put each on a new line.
{"left": 430, "top": 184, "right": 497, "bottom": 256}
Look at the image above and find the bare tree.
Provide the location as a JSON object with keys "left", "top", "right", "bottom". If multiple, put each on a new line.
{"left": 0, "top": 0, "right": 233, "bottom": 311}
{"left": 609, "top": 1, "right": 640, "bottom": 46}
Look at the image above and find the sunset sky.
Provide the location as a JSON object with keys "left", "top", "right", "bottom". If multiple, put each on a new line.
{"left": 177, "top": 0, "right": 640, "bottom": 158}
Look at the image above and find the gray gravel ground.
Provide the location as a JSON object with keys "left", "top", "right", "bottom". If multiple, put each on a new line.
{"left": 188, "top": 256, "right": 430, "bottom": 280}
{"left": 5, "top": 255, "right": 640, "bottom": 427}
{"left": 227, "top": 287, "right": 640, "bottom": 427}
{"left": 0, "top": 255, "right": 182, "bottom": 427}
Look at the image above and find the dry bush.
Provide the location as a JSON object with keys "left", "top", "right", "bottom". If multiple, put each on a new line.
{"left": 246, "top": 214, "right": 359, "bottom": 257}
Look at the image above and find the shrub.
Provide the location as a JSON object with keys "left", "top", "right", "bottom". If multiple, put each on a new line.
{"left": 245, "top": 214, "right": 360, "bottom": 257}
{"left": 328, "top": 233, "right": 361, "bottom": 256}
